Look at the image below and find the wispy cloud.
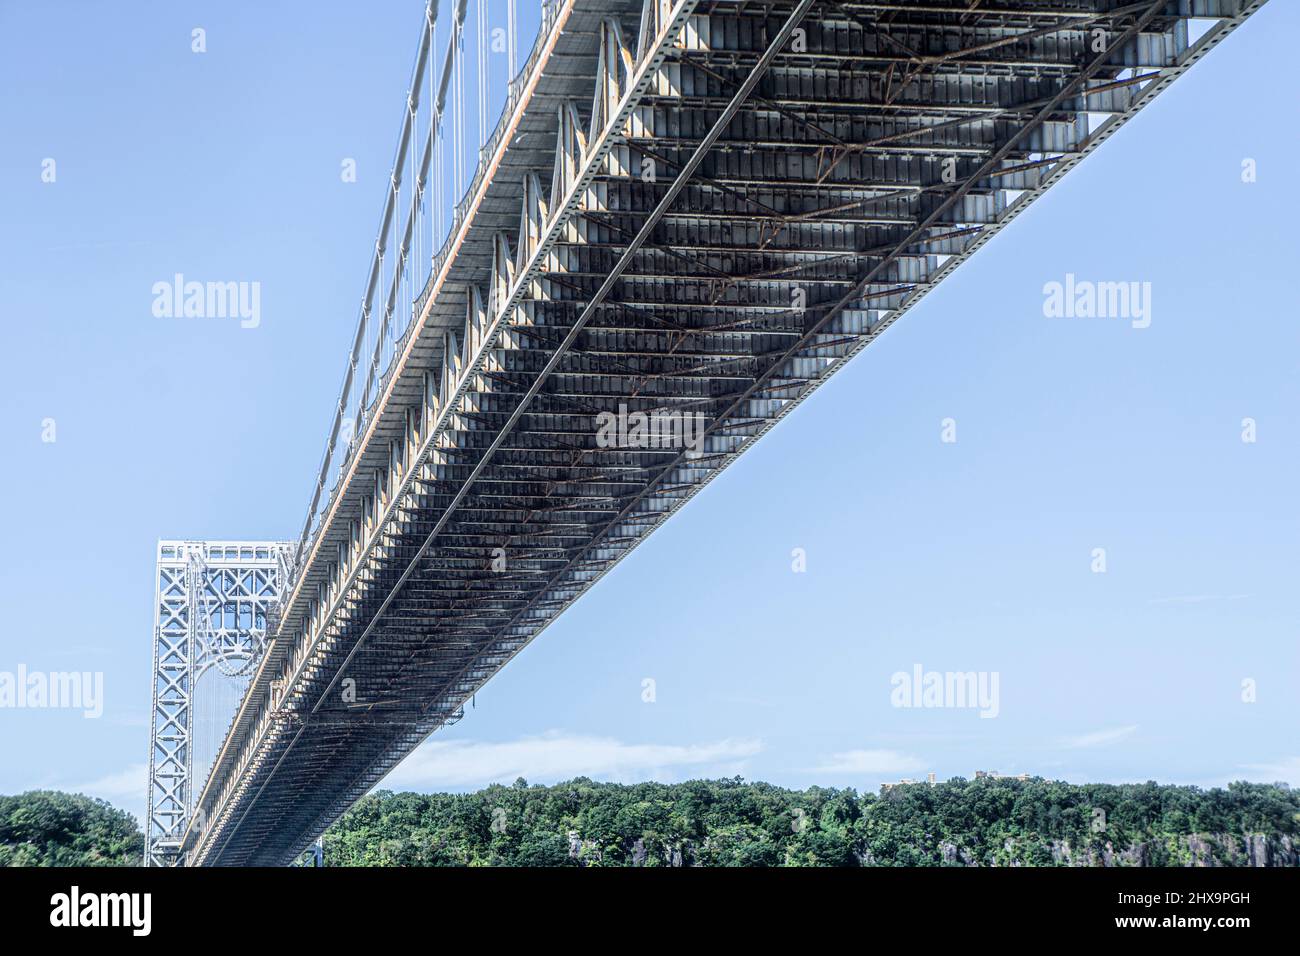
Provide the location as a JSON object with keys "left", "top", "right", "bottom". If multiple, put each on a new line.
{"left": 64, "top": 762, "right": 147, "bottom": 824}
{"left": 1240, "top": 756, "right": 1300, "bottom": 785}
{"left": 47, "top": 644, "right": 115, "bottom": 658}
{"left": 1059, "top": 725, "right": 1138, "bottom": 749}
{"left": 807, "top": 749, "right": 925, "bottom": 776}
{"left": 71, "top": 762, "right": 147, "bottom": 801}
{"left": 1148, "top": 594, "right": 1248, "bottom": 606}
{"left": 382, "top": 732, "right": 763, "bottom": 791}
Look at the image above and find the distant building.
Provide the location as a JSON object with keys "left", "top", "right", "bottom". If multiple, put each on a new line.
{"left": 975, "top": 770, "right": 1031, "bottom": 781}
{"left": 880, "top": 770, "right": 1031, "bottom": 793}
{"left": 881, "top": 772, "right": 937, "bottom": 792}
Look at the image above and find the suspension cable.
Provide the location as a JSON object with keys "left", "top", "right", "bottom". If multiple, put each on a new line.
{"left": 477, "top": 0, "right": 488, "bottom": 152}
{"left": 508, "top": 0, "right": 517, "bottom": 77}
{"left": 454, "top": 14, "right": 465, "bottom": 196}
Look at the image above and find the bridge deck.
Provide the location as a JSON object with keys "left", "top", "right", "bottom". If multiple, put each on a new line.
{"left": 185, "top": 0, "right": 1265, "bottom": 865}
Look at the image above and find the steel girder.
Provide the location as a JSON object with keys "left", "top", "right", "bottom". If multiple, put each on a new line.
{"left": 185, "top": 0, "right": 1267, "bottom": 865}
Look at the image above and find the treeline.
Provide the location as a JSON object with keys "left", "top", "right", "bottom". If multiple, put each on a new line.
{"left": 323, "top": 776, "right": 1300, "bottom": 867}
{"left": 0, "top": 790, "right": 143, "bottom": 867}
{"left": 3, "top": 778, "right": 1296, "bottom": 867}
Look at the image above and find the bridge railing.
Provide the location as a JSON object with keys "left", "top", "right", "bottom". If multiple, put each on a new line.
{"left": 292, "top": 0, "right": 558, "bottom": 581}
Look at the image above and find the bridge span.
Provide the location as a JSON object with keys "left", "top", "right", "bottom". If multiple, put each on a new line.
{"left": 154, "top": 0, "right": 1265, "bottom": 865}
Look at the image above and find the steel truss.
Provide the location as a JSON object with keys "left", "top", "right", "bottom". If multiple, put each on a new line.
{"left": 145, "top": 540, "right": 292, "bottom": 866}
{"left": 185, "top": 0, "right": 1268, "bottom": 865}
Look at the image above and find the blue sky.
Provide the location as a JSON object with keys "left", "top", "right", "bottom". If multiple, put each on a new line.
{"left": 0, "top": 2, "right": 1296, "bottom": 824}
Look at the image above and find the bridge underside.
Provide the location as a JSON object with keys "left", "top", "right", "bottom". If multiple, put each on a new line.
{"left": 186, "top": 0, "right": 1262, "bottom": 865}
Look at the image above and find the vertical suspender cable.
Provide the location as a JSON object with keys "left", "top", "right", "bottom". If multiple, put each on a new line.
{"left": 508, "top": 0, "right": 517, "bottom": 78}
{"left": 477, "top": 0, "right": 487, "bottom": 151}
{"left": 431, "top": 4, "right": 441, "bottom": 273}
{"left": 370, "top": 232, "right": 380, "bottom": 429}
{"left": 454, "top": 16, "right": 464, "bottom": 197}
{"left": 408, "top": 75, "right": 416, "bottom": 333}
{"left": 434, "top": 19, "right": 443, "bottom": 249}
{"left": 391, "top": 149, "right": 399, "bottom": 364}
{"left": 407, "top": 87, "right": 415, "bottom": 338}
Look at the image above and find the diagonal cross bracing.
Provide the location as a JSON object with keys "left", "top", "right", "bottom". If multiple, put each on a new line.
{"left": 145, "top": 541, "right": 292, "bottom": 866}
{"left": 184, "top": 0, "right": 1268, "bottom": 865}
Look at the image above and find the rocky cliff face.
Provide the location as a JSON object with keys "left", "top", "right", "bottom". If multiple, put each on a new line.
{"left": 591, "top": 833, "right": 1298, "bottom": 867}
{"left": 989, "top": 833, "right": 1297, "bottom": 867}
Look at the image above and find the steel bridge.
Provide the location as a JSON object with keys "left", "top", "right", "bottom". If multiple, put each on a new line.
{"left": 143, "top": 0, "right": 1268, "bottom": 866}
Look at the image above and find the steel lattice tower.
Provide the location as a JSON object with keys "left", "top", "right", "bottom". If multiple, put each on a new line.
{"left": 145, "top": 540, "right": 293, "bottom": 866}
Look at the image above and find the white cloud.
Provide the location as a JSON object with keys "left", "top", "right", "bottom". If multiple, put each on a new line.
{"left": 1240, "top": 757, "right": 1300, "bottom": 785}
{"left": 1059, "top": 725, "right": 1138, "bottom": 749}
{"left": 380, "top": 732, "right": 763, "bottom": 790}
{"left": 66, "top": 762, "right": 148, "bottom": 824}
{"left": 807, "top": 749, "right": 925, "bottom": 776}
{"left": 72, "top": 762, "right": 147, "bottom": 801}
{"left": 1148, "top": 594, "right": 1248, "bottom": 606}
